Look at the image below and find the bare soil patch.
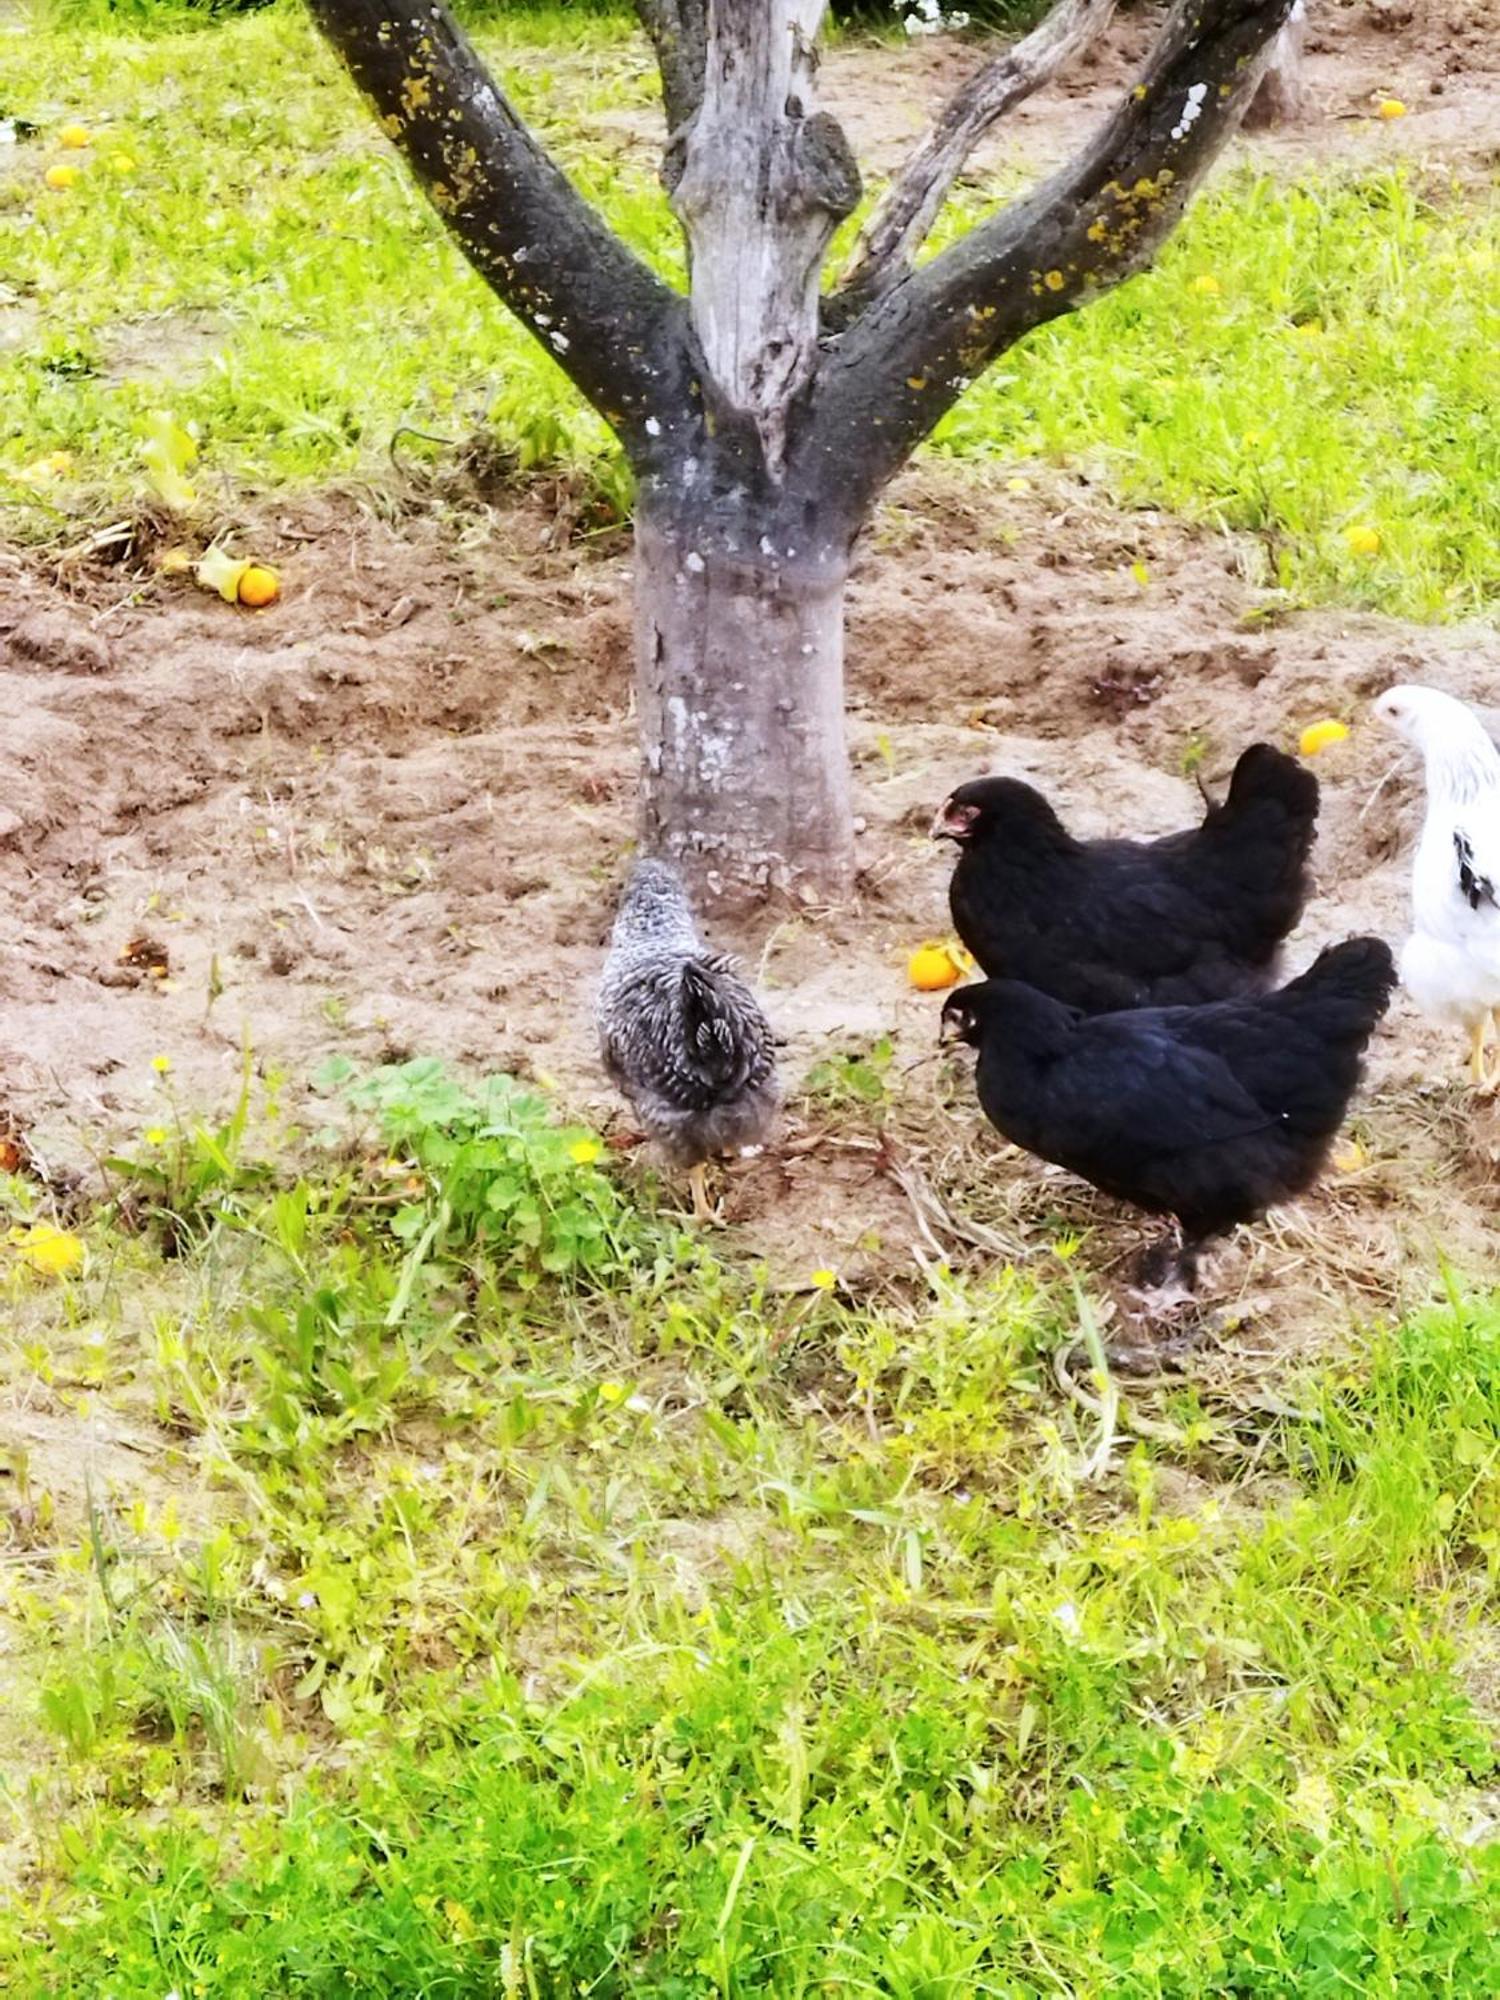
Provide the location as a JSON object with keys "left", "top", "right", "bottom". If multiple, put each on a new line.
{"left": 2, "top": 460, "right": 1497, "bottom": 1342}
{"left": 591, "top": 2, "right": 1500, "bottom": 189}
{"left": 3, "top": 0, "right": 1499, "bottom": 1342}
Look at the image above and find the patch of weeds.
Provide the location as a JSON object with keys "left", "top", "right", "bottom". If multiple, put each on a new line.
{"left": 802, "top": 1035, "right": 897, "bottom": 1118}
{"left": 102, "top": 1057, "right": 280, "bottom": 1251}
{"left": 322, "top": 1055, "right": 649, "bottom": 1289}
{"left": 2, "top": 1137, "right": 1499, "bottom": 1989}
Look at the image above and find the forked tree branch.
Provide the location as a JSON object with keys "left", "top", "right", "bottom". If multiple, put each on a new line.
{"left": 836, "top": 0, "right": 1119, "bottom": 317}
{"left": 634, "top": 0, "right": 709, "bottom": 157}
{"left": 802, "top": 0, "right": 1295, "bottom": 517}
{"left": 306, "top": 0, "right": 693, "bottom": 456}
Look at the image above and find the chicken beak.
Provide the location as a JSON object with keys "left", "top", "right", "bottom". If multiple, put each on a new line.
{"left": 931, "top": 801, "right": 968, "bottom": 841}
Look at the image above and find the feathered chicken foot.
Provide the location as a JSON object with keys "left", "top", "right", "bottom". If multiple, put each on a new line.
{"left": 1126, "top": 1228, "right": 1202, "bottom": 1320}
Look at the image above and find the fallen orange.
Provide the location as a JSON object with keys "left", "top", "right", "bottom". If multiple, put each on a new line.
{"left": 237, "top": 564, "right": 280, "bottom": 608}
{"left": 908, "top": 942, "right": 966, "bottom": 992}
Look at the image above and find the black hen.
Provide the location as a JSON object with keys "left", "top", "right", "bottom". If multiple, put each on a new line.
{"left": 597, "top": 860, "right": 779, "bottom": 1221}
{"left": 942, "top": 938, "right": 1395, "bottom": 1288}
{"left": 934, "top": 744, "right": 1319, "bottom": 1013}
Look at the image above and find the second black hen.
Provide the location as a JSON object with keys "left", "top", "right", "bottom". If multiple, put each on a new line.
{"left": 942, "top": 938, "right": 1395, "bottom": 1290}
{"left": 934, "top": 744, "right": 1319, "bottom": 1012}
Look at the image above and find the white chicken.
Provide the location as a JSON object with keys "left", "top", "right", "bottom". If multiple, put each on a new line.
{"left": 1375, "top": 683, "right": 1500, "bottom": 1086}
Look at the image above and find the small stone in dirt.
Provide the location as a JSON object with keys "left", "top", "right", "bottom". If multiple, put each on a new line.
{"left": 8, "top": 610, "right": 111, "bottom": 678}
{"left": 267, "top": 940, "right": 299, "bottom": 977}
{"left": 119, "top": 932, "right": 169, "bottom": 976}
{"left": 1088, "top": 668, "right": 1163, "bottom": 717}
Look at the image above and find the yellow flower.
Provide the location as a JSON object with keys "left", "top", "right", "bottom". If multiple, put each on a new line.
{"left": 144, "top": 1126, "right": 169, "bottom": 1146}
{"left": 59, "top": 124, "right": 92, "bottom": 149}
{"left": 1299, "top": 719, "right": 1349, "bottom": 758}
{"left": 810, "top": 1268, "right": 838, "bottom": 1291}
{"left": 1190, "top": 273, "right": 1221, "bottom": 295}
{"left": 1130, "top": 560, "right": 1151, "bottom": 589}
{"left": 43, "top": 164, "right": 79, "bottom": 191}
{"left": 151, "top": 1054, "right": 173, "bottom": 1074}
{"left": 1345, "top": 524, "right": 1381, "bottom": 557}
{"left": 1005, "top": 475, "right": 1032, "bottom": 495}
{"left": 9, "top": 1224, "right": 85, "bottom": 1279}
{"left": 598, "top": 1381, "right": 628, "bottom": 1406}
{"left": 1377, "top": 98, "right": 1406, "bottom": 120}
{"left": 568, "top": 1137, "right": 603, "bottom": 1166}
{"left": 108, "top": 153, "right": 136, "bottom": 174}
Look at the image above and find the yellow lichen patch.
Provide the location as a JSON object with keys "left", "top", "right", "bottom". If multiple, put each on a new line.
{"left": 1087, "top": 218, "right": 1108, "bottom": 243}
{"left": 441, "top": 141, "right": 482, "bottom": 209}
{"left": 1043, "top": 269, "right": 1066, "bottom": 292}
{"left": 401, "top": 71, "right": 432, "bottom": 117}
{"left": 906, "top": 376, "right": 927, "bottom": 391}
{"left": 1133, "top": 84, "right": 1147, "bottom": 100}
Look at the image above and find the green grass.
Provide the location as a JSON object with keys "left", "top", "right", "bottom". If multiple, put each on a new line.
{"left": 1, "top": 10, "right": 1497, "bottom": 614}
{"left": 1, "top": 1060, "right": 1497, "bottom": 1992}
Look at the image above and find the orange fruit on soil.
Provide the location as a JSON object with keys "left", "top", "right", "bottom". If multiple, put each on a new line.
{"left": 237, "top": 564, "right": 280, "bottom": 608}
{"left": 908, "top": 942, "right": 965, "bottom": 992}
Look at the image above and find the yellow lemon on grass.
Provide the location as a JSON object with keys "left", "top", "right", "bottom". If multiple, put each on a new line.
{"left": 1345, "top": 524, "right": 1382, "bottom": 557}
{"left": 44, "top": 164, "right": 79, "bottom": 190}
{"left": 908, "top": 942, "right": 967, "bottom": 992}
{"left": 237, "top": 564, "right": 281, "bottom": 607}
{"left": 1299, "top": 719, "right": 1350, "bottom": 758}
{"left": 59, "top": 123, "right": 92, "bottom": 148}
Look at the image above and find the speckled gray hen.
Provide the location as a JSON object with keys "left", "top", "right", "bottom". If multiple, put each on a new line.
{"left": 597, "top": 861, "right": 779, "bottom": 1219}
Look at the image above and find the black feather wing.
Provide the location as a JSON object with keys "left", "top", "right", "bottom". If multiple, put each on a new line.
{"left": 988, "top": 1022, "right": 1277, "bottom": 1171}
{"left": 677, "top": 954, "right": 776, "bottom": 1103}
{"left": 601, "top": 954, "right": 773, "bottom": 1115}
{"left": 1454, "top": 828, "right": 1500, "bottom": 913}
{"left": 950, "top": 747, "right": 1316, "bottom": 1011}
{"left": 956, "top": 847, "right": 1265, "bottom": 1010}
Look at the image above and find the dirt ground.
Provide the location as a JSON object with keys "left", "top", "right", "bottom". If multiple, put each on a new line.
{"left": 2, "top": 0, "right": 1499, "bottom": 1337}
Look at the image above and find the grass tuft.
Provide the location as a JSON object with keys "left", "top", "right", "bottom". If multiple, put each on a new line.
{"left": 2, "top": 1058, "right": 1498, "bottom": 1990}
{"left": 0, "top": 15, "right": 1495, "bottom": 614}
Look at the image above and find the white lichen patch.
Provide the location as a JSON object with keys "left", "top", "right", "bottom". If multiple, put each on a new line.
{"left": 1171, "top": 82, "right": 1209, "bottom": 142}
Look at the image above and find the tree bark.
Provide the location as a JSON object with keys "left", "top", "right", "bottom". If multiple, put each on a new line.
{"left": 810, "top": 0, "right": 1297, "bottom": 518}
{"left": 309, "top": 0, "right": 1301, "bottom": 908}
{"left": 633, "top": 483, "right": 855, "bottom": 903}
{"left": 836, "top": 0, "right": 1119, "bottom": 318}
{"left": 671, "top": 1, "right": 861, "bottom": 473}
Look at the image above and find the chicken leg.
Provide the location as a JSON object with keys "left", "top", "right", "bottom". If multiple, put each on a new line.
{"left": 1467, "top": 1013, "right": 1495, "bottom": 1090}
{"left": 688, "top": 1161, "right": 721, "bottom": 1225}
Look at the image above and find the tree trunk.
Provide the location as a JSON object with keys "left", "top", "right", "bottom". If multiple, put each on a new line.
{"left": 634, "top": 495, "right": 854, "bottom": 905}
{"left": 310, "top": 0, "right": 1301, "bottom": 907}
